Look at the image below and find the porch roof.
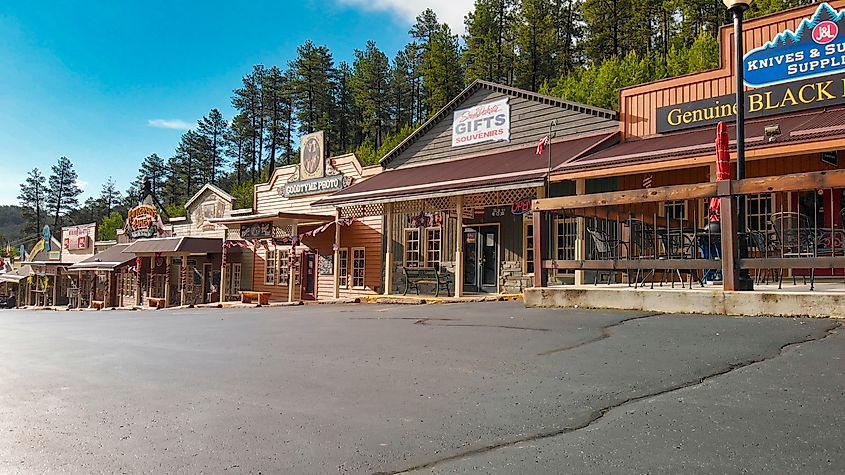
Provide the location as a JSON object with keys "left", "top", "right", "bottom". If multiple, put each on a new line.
{"left": 122, "top": 237, "right": 222, "bottom": 255}
{"left": 314, "top": 131, "right": 619, "bottom": 207}
{"left": 208, "top": 211, "right": 333, "bottom": 226}
{"left": 67, "top": 244, "right": 135, "bottom": 272}
{"left": 0, "top": 265, "right": 31, "bottom": 282}
{"left": 554, "top": 105, "right": 845, "bottom": 178}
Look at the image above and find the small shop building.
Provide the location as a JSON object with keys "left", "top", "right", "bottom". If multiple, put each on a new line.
{"left": 530, "top": 1, "right": 845, "bottom": 293}
{"left": 23, "top": 228, "right": 74, "bottom": 307}
{"left": 211, "top": 137, "right": 383, "bottom": 302}
{"left": 314, "top": 80, "right": 619, "bottom": 296}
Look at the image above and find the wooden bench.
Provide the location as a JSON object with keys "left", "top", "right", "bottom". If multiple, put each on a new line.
{"left": 147, "top": 297, "right": 166, "bottom": 309}
{"left": 240, "top": 291, "right": 271, "bottom": 305}
{"left": 402, "top": 267, "right": 452, "bottom": 297}
{"left": 90, "top": 300, "right": 105, "bottom": 310}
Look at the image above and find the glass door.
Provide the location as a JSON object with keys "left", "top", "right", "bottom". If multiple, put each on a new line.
{"left": 463, "top": 225, "right": 499, "bottom": 293}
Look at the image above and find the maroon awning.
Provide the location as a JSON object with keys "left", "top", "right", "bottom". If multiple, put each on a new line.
{"left": 314, "top": 131, "right": 619, "bottom": 207}
{"left": 556, "top": 106, "right": 845, "bottom": 176}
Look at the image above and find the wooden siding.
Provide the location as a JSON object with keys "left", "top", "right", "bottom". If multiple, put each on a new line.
{"left": 620, "top": 1, "right": 845, "bottom": 138}
{"left": 388, "top": 88, "right": 618, "bottom": 169}
{"left": 247, "top": 215, "right": 382, "bottom": 301}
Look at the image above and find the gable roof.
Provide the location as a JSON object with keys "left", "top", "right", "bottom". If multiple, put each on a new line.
{"left": 379, "top": 80, "right": 618, "bottom": 166}
{"left": 184, "top": 183, "right": 234, "bottom": 210}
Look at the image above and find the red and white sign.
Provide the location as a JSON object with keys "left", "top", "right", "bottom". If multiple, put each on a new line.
{"left": 62, "top": 225, "right": 93, "bottom": 251}
{"left": 452, "top": 98, "right": 510, "bottom": 147}
{"left": 813, "top": 21, "right": 838, "bottom": 44}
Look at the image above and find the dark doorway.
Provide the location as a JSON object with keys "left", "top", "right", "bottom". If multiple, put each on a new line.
{"left": 301, "top": 251, "right": 318, "bottom": 300}
{"left": 463, "top": 225, "right": 499, "bottom": 293}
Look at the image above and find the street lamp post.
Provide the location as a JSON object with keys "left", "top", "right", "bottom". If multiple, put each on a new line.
{"left": 724, "top": 0, "right": 755, "bottom": 290}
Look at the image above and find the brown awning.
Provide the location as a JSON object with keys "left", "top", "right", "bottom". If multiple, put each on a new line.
{"left": 314, "top": 131, "right": 619, "bottom": 207}
{"left": 208, "top": 211, "right": 333, "bottom": 226}
{"left": 67, "top": 244, "right": 136, "bottom": 272}
{"left": 122, "top": 237, "right": 223, "bottom": 255}
{"left": 555, "top": 106, "right": 845, "bottom": 177}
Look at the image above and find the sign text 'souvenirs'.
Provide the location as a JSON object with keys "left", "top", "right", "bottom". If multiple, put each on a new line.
{"left": 452, "top": 98, "right": 511, "bottom": 147}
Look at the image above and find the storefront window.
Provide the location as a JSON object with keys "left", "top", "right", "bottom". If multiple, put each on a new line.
{"left": 524, "top": 222, "right": 534, "bottom": 274}
{"left": 277, "top": 250, "right": 289, "bottom": 285}
{"left": 352, "top": 248, "right": 365, "bottom": 288}
{"left": 338, "top": 248, "right": 349, "bottom": 288}
{"left": 404, "top": 229, "right": 421, "bottom": 267}
{"left": 663, "top": 200, "right": 687, "bottom": 221}
{"left": 746, "top": 194, "right": 773, "bottom": 231}
{"left": 265, "top": 250, "right": 276, "bottom": 285}
{"left": 426, "top": 228, "right": 441, "bottom": 267}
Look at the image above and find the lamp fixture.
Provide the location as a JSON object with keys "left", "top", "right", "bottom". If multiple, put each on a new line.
{"left": 723, "top": 0, "right": 752, "bottom": 12}
{"left": 764, "top": 124, "right": 781, "bottom": 142}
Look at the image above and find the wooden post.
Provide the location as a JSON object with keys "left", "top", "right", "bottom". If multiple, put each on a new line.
{"left": 89, "top": 271, "right": 95, "bottom": 308}
{"left": 164, "top": 256, "right": 172, "bottom": 308}
{"left": 219, "top": 241, "right": 227, "bottom": 304}
{"left": 455, "top": 196, "right": 464, "bottom": 297}
{"left": 383, "top": 203, "right": 393, "bottom": 296}
{"left": 574, "top": 179, "right": 587, "bottom": 286}
{"left": 720, "top": 195, "right": 740, "bottom": 291}
{"left": 532, "top": 210, "right": 545, "bottom": 288}
{"left": 180, "top": 254, "right": 188, "bottom": 306}
{"left": 333, "top": 208, "right": 341, "bottom": 299}
{"left": 51, "top": 274, "right": 58, "bottom": 307}
{"left": 288, "top": 223, "right": 298, "bottom": 303}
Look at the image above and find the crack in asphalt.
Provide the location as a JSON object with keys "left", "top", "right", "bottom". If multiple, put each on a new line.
{"left": 412, "top": 318, "right": 550, "bottom": 332}
{"left": 536, "top": 312, "right": 662, "bottom": 356}
{"left": 375, "top": 320, "right": 842, "bottom": 475}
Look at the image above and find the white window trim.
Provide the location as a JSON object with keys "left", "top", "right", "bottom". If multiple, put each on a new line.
{"left": 523, "top": 221, "right": 534, "bottom": 275}
{"left": 264, "top": 249, "right": 277, "bottom": 285}
{"left": 277, "top": 249, "right": 290, "bottom": 286}
{"left": 338, "top": 248, "right": 349, "bottom": 289}
{"left": 404, "top": 226, "right": 442, "bottom": 268}
{"left": 352, "top": 247, "right": 365, "bottom": 289}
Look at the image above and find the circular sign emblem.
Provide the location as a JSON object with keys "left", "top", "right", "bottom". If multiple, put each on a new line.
{"left": 303, "top": 137, "right": 321, "bottom": 174}
{"left": 813, "top": 21, "right": 838, "bottom": 45}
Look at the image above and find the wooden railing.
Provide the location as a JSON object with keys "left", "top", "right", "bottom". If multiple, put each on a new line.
{"left": 531, "top": 169, "right": 845, "bottom": 291}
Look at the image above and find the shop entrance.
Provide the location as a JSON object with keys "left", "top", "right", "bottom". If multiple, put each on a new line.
{"left": 301, "top": 251, "right": 318, "bottom": 300}
{"left": 463, "top": 225, "right": 499, "bottom": 293}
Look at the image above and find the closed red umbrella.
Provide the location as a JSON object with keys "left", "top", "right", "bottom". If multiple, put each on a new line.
{"left": 709, "top": 121, "right": 731, "bottom": 222}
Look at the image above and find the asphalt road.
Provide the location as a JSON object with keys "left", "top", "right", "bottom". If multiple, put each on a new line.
{"left": 0, "top": 302, "right": 842, "bottom": 474}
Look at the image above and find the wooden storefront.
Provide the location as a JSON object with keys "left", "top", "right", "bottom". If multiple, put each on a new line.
{"left": 315, "top": 80, "right": 620, "bottom": 296}
{"left": 534, "top": 2, "right": 845, "bottom": 287}
{"left": 212, "top": 145, "right": 384, "bottom": 302}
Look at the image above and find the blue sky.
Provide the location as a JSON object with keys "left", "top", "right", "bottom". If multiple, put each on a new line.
{"left": 0, "top": 0, "right": 472, "bottom": 205}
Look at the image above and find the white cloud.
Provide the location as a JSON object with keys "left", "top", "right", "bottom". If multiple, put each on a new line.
{"left": 75, "top": 179, "right": 88, "bottom": 191}
{"left": 147, "top": 119, "right": 193, "bottom": 130}
{"left": 336, "top": 0, "right": 474, "bottom": 33}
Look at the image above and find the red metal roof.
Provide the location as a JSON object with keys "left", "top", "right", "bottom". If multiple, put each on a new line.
{"left": 315, "top": 131, "right": 618, "bottom": 207}
{"left": 557, "top": 106, "right": 845, "bottom": 174}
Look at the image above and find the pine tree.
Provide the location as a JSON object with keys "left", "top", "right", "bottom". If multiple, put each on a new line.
{"left": 514, "top": 0, "right": 558, "bottom": 91}
{"left": 388, "top": 50, "right": 415, "bottom": 133}
{"left": 197, "top": 109, "right": 228, "bottom": 185}
{"left": 125, "top": 153, "right": 166, "bottom": 207}
{"left": 226, "top": 113, "right": 253, "bottom": 185}
{"left": 289, "top": 41, "right": 337, "bottom": 149}
{"left": 351, "top": 41, "right": 392, "bottom": 150}
{"left": 232, "top": 69, "right": 262, "bottom": 182}
{"left": 17, "top": 168, "right": 47, "bottom": 238}
{"left": 98, "top": 177, "right": 122, "bottom": 217}
{"left": 412, "top": 10, "right": 465, "bottom": 115}
{"left": 46, "top": 156, "right": 82, "bottom": 229}
{"left": 464, "top": 0, "right": 517, "bottom": 84}
{"left": 334, "top": 61, "right": 360, "bottom": 152}
{"left": 262, "top": 66, "right": 293, "bottom": 174}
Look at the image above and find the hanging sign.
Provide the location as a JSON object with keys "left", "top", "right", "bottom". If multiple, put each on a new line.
{"left": 126, "top": 204, "right": 163, "bottom": 239}
{"left": 452, "top": 98, "right": 510, "bottom": 147}
{"left": 822, "top": 150, "right": 839, "bottom": 166}
{"left": 299, "top": 131, "right": 325, "bottom": 180}
{"left": 62, "top": 225, "right": 92, "bottom": 251}
{"left": 240, "top": 222, "right": 273, "bottom": 239}
{"left": 744, "top": 3, "right": 845, "bottom": 87}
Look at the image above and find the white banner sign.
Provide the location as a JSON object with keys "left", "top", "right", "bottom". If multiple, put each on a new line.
{"left": 451, "top": 98, "right": 510, "bottom": 147}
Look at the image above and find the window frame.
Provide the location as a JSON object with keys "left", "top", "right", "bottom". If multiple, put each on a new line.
{"left": 352, "top": 247, "right": 365, "bottom": 289}
{"left": 338, "top": 248, "right": 349, "bottom": 289}
{"left": 264, "top": 249, "right": 277, "bottom": 285}
{"left": 277, "top": 250, "right": 290, "bottom": 286}
{"left": 523, "top": 221, "right": 535, "bottom": 275}
{"left": 404, "top": 228, "right": 421, "bottom": 267}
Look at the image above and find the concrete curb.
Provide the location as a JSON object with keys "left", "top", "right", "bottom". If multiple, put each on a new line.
{"left": 524, "top": 287, "right": 845, "bottom": 318}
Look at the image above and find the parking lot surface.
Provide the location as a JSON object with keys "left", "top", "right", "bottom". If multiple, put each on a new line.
{"left": 0, "top": 302, "right": 841, "bottom": 474}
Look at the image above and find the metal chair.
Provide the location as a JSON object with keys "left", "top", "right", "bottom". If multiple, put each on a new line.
{"left": 770, "top": 212, "right": 823, "bottom": 290}
{"left": 628, "top": 218, "right": 658, "bottom": 288}
{"left": 586, "top": 227, "right": 628, "bottom": 285}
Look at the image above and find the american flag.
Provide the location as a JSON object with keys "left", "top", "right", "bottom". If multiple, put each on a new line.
{"left": 536, "top": 135, "right": 549, "bottom": 155}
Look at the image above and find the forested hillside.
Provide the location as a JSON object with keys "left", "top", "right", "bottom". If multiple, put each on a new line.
{"left": 17, "top": 0, "right": 813, "bottom": 243}
{"left": 0, "top": 205, "right": 24, "bottom": 247}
